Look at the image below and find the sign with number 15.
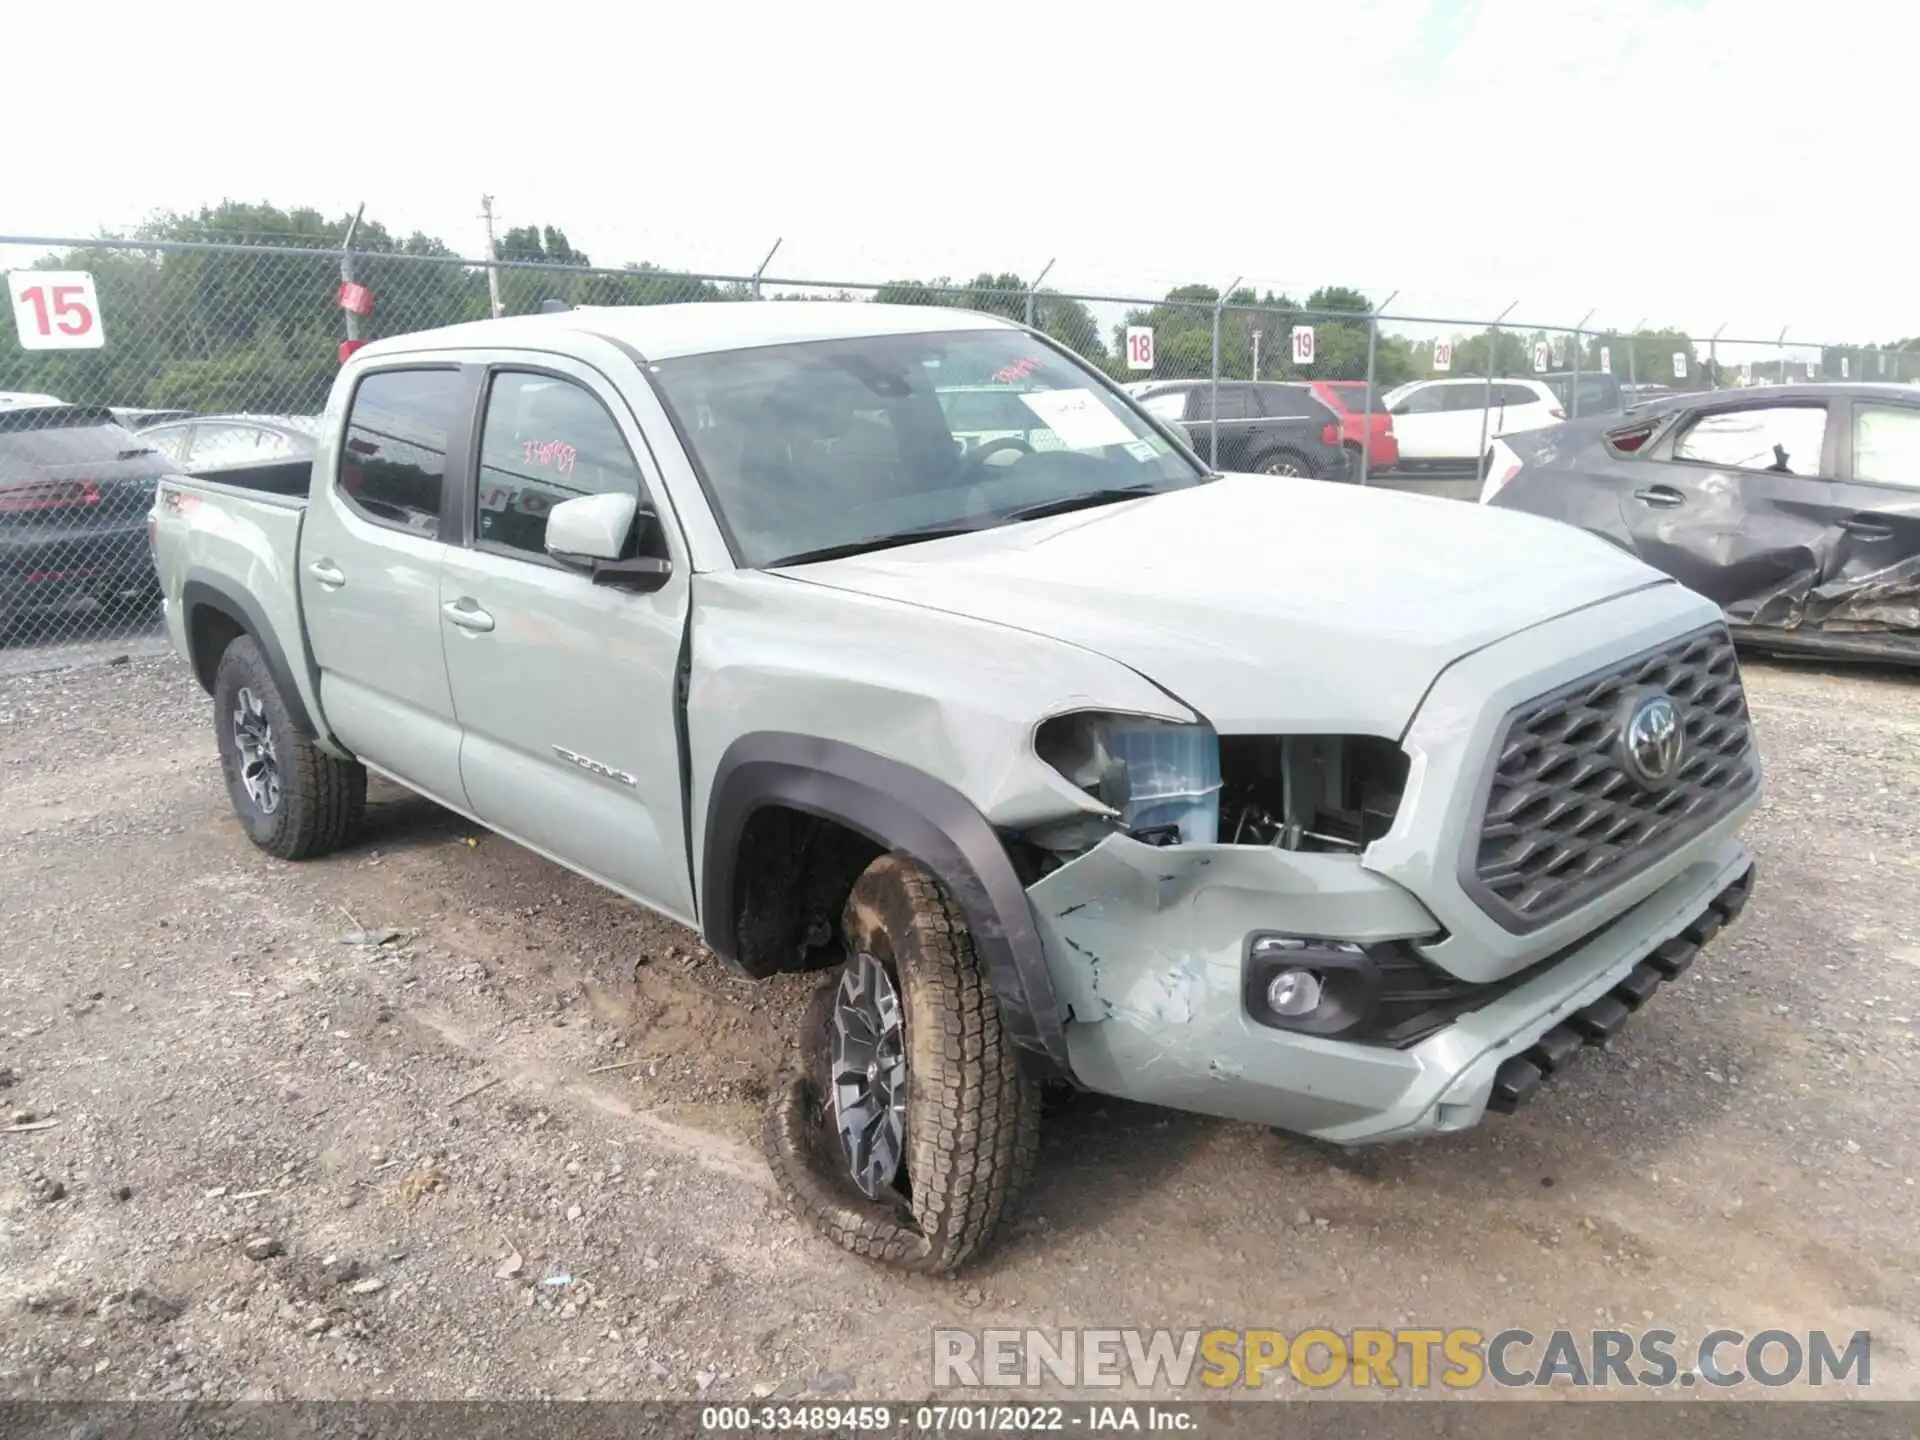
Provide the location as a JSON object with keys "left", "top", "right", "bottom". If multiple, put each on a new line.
{"left": 8, "top": 271, "right": 105, "bottom": 350}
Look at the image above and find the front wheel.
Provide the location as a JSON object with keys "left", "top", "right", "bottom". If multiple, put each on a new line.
{"left": 764, "top": 855, "right": 1040, "bottom": 1274}
{"left": 212, "top": 635, "right": 366, "bottom": 860}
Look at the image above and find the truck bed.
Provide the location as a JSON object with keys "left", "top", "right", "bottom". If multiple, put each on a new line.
{"left": 150, "top": 469, "right": 326, "bottom": 739}
{"left": 181, "top": 458, "right": 313, "bottom": 498}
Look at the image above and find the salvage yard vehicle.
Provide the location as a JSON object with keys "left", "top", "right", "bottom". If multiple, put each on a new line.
{"left": 139, "top": 413, "right": 322, "bottom": 480}
{"left": 1381, "top": 376, "right": 1564, "bottom": 471}
{"left": 1130, "top": 379, "right": 1353, "bottom": 479}
{"left": 1300, "top": 379, "right": 1399, "bottom": 473}
{"left": 1481, "top": 382, "right": 1920, "bottom": 665}
{"left": 1, "top": 402, "right": 175, "bottom": 640}
{"left": 149, "top": 302, "right": 1762, "bottom": 1274}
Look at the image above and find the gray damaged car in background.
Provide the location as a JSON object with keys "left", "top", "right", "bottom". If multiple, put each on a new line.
{"left": 148, "top": 301, "right": 1762, "bottom": 1273}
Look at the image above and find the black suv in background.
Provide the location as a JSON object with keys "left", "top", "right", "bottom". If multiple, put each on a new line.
{"left": 1130, "top": 380, "right": 1354, "bottom": 480}
{"left": 1, "top": 405, "right": 177, "bottom": 640}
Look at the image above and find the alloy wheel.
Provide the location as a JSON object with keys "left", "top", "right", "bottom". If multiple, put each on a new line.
{"left": 231, "top": 686, "right": 282, "bottom": 815}
{"left": 829, "top": 950, "right": 909, "bottom": 1200}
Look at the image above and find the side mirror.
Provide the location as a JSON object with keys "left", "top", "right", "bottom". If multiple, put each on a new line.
{"left": 545, "top": 492, "right": 673, "bottom": 593}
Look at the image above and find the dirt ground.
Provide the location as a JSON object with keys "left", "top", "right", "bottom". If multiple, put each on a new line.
{"left": 1, "top": 649, "right": 1915, "bottom": 1402}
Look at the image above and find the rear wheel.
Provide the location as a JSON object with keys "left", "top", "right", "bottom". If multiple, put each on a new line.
{"left": 1256, "top": 449, "right": 1317, "bottom": 479}
{"left": 212, "top": 635, "right": 365, "bottom": 860}
{"left": 765, "top": 855, "right": 1040, "bottom": 1274}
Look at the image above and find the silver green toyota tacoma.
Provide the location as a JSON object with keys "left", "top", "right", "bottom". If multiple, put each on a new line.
{"left": 149, "top": 302, "right": 1761, "bottom": 1273}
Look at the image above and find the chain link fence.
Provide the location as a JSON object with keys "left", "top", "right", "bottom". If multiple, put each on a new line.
{"left": 4, "top": 231, "right": 1914, "bottom": 657}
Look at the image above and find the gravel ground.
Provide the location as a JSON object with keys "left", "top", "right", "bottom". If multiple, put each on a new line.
{"left": 1, "top": 649, "right": 1915, "bottom": 1402}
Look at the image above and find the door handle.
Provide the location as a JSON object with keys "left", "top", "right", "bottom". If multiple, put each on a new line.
{"left": 1842, "top": 517, "right": 1894, "bottom": 541}
{"left": 442, "top": 600, "right": 495, "bottom": 633}
{"left": 307, "top": 560, "right": 345, "bottom": 587}
{"left": 1633, "top": 485, "right": 1685, "bottom": 509}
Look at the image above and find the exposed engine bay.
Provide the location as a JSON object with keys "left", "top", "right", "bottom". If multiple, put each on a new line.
{"left": 1216, "top": 734, "right": 1409, "bottom": 854}
{"left": 1024, "top": 712, "right": 1409, "bottom": 868}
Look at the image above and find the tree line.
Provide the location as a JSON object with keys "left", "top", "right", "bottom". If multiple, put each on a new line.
{"left": 4, "top": 201, "right": 1912, "bottom": 415}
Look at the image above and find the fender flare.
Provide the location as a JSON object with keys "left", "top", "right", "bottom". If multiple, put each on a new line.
{"left": 179, "top": 575, "right": 320, "bottom": 739}
{"left": 701, "top": 732, "right": 1070, "bottom": 1072}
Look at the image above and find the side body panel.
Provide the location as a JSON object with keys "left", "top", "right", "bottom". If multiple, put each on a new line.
{"left": 437, "top": 348, "right": 696, "bottom": 924}
{"left": 297, "top": 364, "right": 474, "bottom": 807}
{"left": 151, "top": 479, "right": 335, "bottom": 744}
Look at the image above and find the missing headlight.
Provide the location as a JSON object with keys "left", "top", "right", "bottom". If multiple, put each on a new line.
{"left": 1219, "top": 735, "right": 1409, "bottom": 854}
{"left": 1034, "top": 712, "right": 1221, "bottom": 847}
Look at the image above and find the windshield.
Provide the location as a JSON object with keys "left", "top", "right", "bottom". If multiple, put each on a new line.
{"left": 649, "top": 329, "right": 1206, "bottom": 567}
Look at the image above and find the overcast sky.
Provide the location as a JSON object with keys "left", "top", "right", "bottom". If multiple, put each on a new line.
{"left": 4, "top": 0, "right": 1905, "bottom": 347}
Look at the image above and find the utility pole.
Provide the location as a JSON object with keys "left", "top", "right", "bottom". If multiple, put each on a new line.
{"left": 480, "top": 195, "right": 505, "bottom": 319}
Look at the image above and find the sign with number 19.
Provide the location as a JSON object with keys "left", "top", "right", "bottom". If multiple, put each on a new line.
{"left": 8, "top": 271, "right": 105, "bottom": 350}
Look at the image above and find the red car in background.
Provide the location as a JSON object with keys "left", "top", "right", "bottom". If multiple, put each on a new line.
{"left": 1305, "top": 380, "right": 1398, "bottom": 474}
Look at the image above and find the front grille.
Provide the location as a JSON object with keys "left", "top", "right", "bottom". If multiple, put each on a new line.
{"left": 1463, "top": 624, "right": 1757, "bottom": 932}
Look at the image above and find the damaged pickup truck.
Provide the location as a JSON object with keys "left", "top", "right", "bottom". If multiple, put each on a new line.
{"left": 149, "top": 301, "right": 1762, "bottom": 1274}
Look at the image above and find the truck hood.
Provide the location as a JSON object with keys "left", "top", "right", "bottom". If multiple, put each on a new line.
{"left": 776, "top": 474, "right": 1667, "bottom": 735}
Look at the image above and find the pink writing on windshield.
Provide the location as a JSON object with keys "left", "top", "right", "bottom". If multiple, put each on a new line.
{"left": 522, "top": 439, "right": 577, "bottom": 475}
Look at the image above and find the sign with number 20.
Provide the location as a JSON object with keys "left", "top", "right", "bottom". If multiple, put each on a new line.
{"left": 8, "top": 271, "right": 106, "bottom": 351}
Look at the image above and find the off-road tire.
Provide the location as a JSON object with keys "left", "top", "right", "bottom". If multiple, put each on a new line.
{"left": 212, "top": 635, "right": 365, "bottom": 861}
{"left": 764, "top": 854, "right": 1040, "bottom": 1274}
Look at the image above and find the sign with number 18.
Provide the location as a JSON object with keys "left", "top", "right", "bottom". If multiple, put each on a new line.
{"left": 1125, "top": 326, "right": 1155, "bottom": 372}
{"left": 8, "top": 271, "right": 105, "bottom": 350}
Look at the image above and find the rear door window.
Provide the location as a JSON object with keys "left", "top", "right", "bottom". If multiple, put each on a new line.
{"left": 475, "top": 371, "right": 646, "bottom": 557}
{"left": 338, "top": 369, "right": 467, "bottom": 538}
{"left": 1672, "top": 405, "right": 1828, "bottom": 476}
{"left": 1851, "top": 404, "right": 1920, "bottom": 491}
{"left": 1256, "top": 385, "right": 1319, "bottom": 419}
{"left": 1499, "top": 383, "right": 1547, "bottom": 408}
{"left": 1189, "top": 387, "right": 1255, "bottom": 421}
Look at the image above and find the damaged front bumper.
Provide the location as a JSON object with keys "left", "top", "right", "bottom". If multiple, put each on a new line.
{"left": 1027, "top": 834, "right": 1756, "bottom": 1144}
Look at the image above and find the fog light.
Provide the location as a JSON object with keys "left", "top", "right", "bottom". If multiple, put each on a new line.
{"left": 1245, "top": 933, "right": 1382, "bottom": 1038}
{"left": 1266, "top": 969, "right": 1323, "bottom": 1017}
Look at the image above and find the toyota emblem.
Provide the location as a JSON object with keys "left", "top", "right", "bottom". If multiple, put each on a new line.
{"left": 1621, "top": 692, "right": 1684, "bottom": 787}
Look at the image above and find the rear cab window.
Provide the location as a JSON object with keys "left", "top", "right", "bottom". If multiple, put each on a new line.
{"left": 474, "top": 371, "right": 650, "bottom": 558}
{"left": 337, "top": 369, "right": 468, "bottom": 538}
